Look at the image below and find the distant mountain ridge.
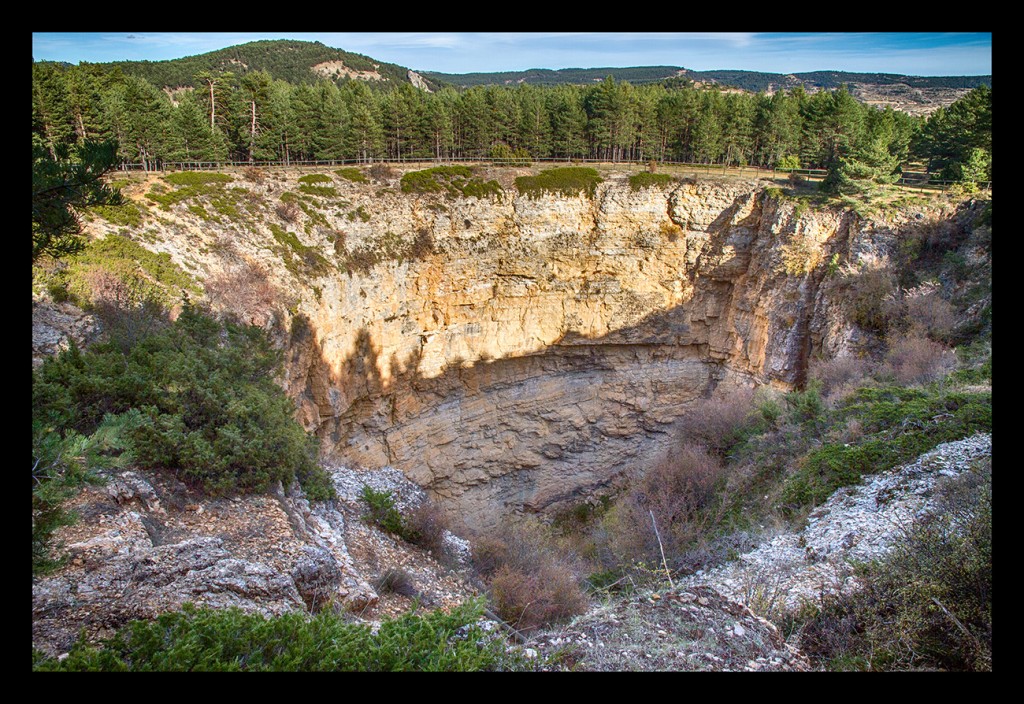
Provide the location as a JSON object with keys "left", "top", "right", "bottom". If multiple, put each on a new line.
{"left": 422, "top": 66, "right": 991, "bottom": 115}
{"left": 104, "top": 39, "right": 442, "bottom": 92}
{"left": 422, "top": 66, "right": 991, "bottom": 92}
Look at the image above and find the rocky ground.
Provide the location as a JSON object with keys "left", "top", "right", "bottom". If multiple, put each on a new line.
{"left": 685, "top": 433, "right": 992, "bottom": 614}
{"left": 526, "top": 433, "right": 992, "bottom": 670}
{"left": 32, "top": 464, "right": 480, "bottom": 657}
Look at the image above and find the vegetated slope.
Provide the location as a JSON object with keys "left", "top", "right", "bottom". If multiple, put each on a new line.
{"left": 106, "top": 39, "right": 440, "bottom": 91}
{"left": 31, "top": 161, "right": 991, "bottom": 669}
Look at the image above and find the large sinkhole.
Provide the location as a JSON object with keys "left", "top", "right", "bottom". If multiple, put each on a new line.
{"left": 278, "top": 181, "right": 846, "bottom": 531}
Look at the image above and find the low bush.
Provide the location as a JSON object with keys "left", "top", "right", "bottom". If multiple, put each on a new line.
{"left": 297, "top": 184, "right": 337, "bottom": 197}
{"left": 881, "top": 334, "right": 957, "bottom": 386}
{"left": 489, "top": 561, "right": 587, "bottom": 633}
{"left": 335, "top": 167, "right": 368, "bottom": 183}
{"left": 400, "top": 166, "right": 502, "bottom": 199}
{"left": 342, "top": 229, "right": 433, "bottom": 275}
{"left": 31, "top": 425, "right": 110, "bottom": 575}
{"left": 91, "top": 202, "right": 143, "bottom": 228}
{"left": 902, "top": 283, "right": 958, "bottom": 343}
{"left": 269, "top": 224, "right": 332, "bottom": 278}
{"left": 808, "top": 355, "right": 871, "bottom": 400}
{"left": 242, "top": 166, "right": 265, "bottom": 183}
{"left": 514, "top": 167, "right": 602, "bottom": 199}
{"left": 375, "top": 567, "right": 420, "bottom": 598}
{"left": 675, "top": 389, "right": 756, "bottom": 456}
{"left": 366, "top": 163, "right": 397, "bottom": 182}
{"left": 780, "top": 385, "right": 991, "bottom": 511}
{"left": 361, "top": 486, "right": 413, "bottom": 538}
{"left": 164, "top": 172, "right": 232, "bottom": 186}
{"left": 34, "top": 234, "right": 199, "bottom": 310}
{"left": 845, "top": 265, "right": 901, "bottom": 334}
{"left": 604, "top": 444, "right": 727, "bottom": 568}
{"left": 33, "top": 302, "right": 333, "bottom": 500}
{"left": 627, "top": 172, "right": 674, "bottom": 191}
{"left": 204, "top": 265, "right": 283, "bottom": 329}
{"left": 33, "top": 600, "right": 526, "bottom": 671}
{"left": 298, "top": 174, "right": 333, "bottom": 185}
{"left": 471, "top": 520, "right": 587, "bottom": 633}
{"left": 147, "top": 172, "right": 233, "bottom": 210}
{"left": 406, "top": 499, "right": 450, "bottom": 555}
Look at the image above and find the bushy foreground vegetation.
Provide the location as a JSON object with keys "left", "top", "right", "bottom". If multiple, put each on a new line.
{"left": 33, "top": 600, "right": 530, "bottom": 672}
{"left": 32, "top": 302, "right": 333, "bottom": 573}
{"left": 797, "top": 459, "right": 991, "bottom": 671}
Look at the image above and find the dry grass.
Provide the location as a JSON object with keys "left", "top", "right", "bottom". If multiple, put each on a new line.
{"left": 882, "top": 333, "right": 957, "bottom": 386}
{"left": 605, "top": 444, "right": 727, "bottom": 566}
{"left": 275, "top": 201, "right": 301, "bottom": 224}
{"left": 204, "top": 265, "right": 283, "bottom": 328}
{"left": 676, "top": 389, "right": 756, "bottom": 455}
{"left": 471, "top": 520, "right": 588, "bottom": 633}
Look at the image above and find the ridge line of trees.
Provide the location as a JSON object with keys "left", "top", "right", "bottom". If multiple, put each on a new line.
{"left": 33, "top": 62, "right": 991, "bottom": 188}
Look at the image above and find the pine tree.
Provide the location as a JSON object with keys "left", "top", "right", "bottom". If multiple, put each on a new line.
{"left": 32, "top": 138, "right": 123, "bottom": 264}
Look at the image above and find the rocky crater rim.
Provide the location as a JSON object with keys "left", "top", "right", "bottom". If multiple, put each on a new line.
{"left": 68, "top": 171, "right": 964, "bottom": 529}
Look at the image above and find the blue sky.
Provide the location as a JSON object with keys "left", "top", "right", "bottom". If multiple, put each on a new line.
{"left": 32, "top": 32, "right": 992, "bottom": 76}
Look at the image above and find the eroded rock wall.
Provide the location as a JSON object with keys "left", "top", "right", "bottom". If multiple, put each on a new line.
{"left": 63, "top": 170, "right": 903, "bottom": 529}
{"left": 274, "top": 177, "right": 856, "bottom": 529}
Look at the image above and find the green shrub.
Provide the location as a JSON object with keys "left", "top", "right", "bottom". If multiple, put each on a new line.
{"left": 627, "top": 172, "right": 674, "bottom": 191}
{"left": 91, "top": 202, "right": 143, "bottom": 228}
{"left": 515, "top": 167, "right": 603, "bottom": 199}
{"left": 335, "top": 167, "right": 368, "bottom": 183}
{"left": 298, "top": 174, "right": 333, "bottom": 185}
{"left": 297, "top": 184, "right": 337, "bottom": 197}
{"left": 31, "top": 423, "right": 112, "bottom": 575}
{"left": 346, "top": 205, "right": 371, "bottom": 222}
{"left": 33, "top": 303, "right": 333, "bottom": 500}
{"left": 400, "top": 166, "right": 502, "bottom": 199}
{"left": 147, "top": 172, "right": 233, "bottom": 209}
{"left": 361, "top": 486, "right": 415, "bottom": 540}
{"left": 780, "top": 386, "right": 991, "bottom": 511}
{"left": 777, "top": 155, "right": 800, "bottom": 171}
{"left": 36, "top": 234, "right": 199, "bottom": 309}
{"left": 269, "top": 224, "right": 332, "bottom": 278}
{"left": 342, "top": 229, "right": 433, "bottom": 275}
{"left": 33, "top": 600, "right": 527, "bottom": 671}
{"left": 164, "top": 172, "right": 233, "bottom": 186}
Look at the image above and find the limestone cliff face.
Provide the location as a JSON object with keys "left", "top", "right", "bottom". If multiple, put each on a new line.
{"left": 259, "top": 175, "right": 861, "bottom": 530}
{"left": 71, "top": 169, "right": 902, "bottom": 530}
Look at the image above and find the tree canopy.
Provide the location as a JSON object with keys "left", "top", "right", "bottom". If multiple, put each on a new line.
{"left": 32, "top": 137, "right": 122, "bottom": 264}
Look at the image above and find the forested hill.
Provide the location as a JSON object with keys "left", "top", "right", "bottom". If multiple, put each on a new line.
{"left": 423, "top": 66, "right": 991, "bottom": 92}
{"left": 105, "top": 40, "right": 442, "bottom": 91}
